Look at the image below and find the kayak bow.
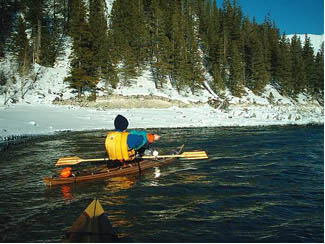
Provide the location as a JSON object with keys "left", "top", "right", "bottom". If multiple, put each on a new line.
{"left": 62, "top": 199, "right": 118, "bottom": 242}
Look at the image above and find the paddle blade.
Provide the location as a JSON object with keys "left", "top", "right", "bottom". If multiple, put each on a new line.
{"left": 56, "top": 156, "right": 82, "bottom": 166}
{"left": 142, "top": 150, "right": 208, "bottom": 160}
{"left": 180, "top": 151, "right": 208, "bottom": 160}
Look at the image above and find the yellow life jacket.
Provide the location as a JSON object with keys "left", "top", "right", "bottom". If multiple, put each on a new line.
{"left": 105, "top": 131, "right": 135, "bottom": 161}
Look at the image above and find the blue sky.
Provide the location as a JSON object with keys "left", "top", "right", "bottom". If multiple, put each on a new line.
{"left": 221, "top": 0, "right": 324, "bottom": 35}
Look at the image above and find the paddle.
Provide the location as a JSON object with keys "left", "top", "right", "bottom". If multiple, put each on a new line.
{"left": 141, "top": 151, "right": 208, "bottom": 159}
{"left": 55, "top": 151, "right": 208, "bottom": 166}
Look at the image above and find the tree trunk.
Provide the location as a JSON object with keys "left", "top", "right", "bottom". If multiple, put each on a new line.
{"left": 21, "top": 40, "right": 30, "bottom": 99}
{"left": 33, "top": 18, "right": 41, "bottom": 64}
{"left": 37, "top": 18, "right": 41, "bottom": 63}
{"left": 5, "top": 80, "right": 8, "bottom": 105}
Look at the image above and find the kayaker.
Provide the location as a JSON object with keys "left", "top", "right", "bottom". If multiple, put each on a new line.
{"left": 105, "top": 114, "right": 160, "bottom": 162}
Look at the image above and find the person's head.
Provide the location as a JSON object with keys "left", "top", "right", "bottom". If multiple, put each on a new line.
{"left": 114, "top": 114, "right": 129, "bottom": 131}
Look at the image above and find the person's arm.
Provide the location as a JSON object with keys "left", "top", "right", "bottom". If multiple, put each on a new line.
{"left": 128, "top": 130, "right": 160, "bottom": 150}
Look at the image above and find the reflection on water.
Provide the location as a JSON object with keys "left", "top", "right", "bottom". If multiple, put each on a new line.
{"left": 101, "top": 176, "right": 140, "bottom": 240}
{"left": 0, "top": 126, "right": 323, "bottom": 242}
{"left": 105, "top": 176, "right": 137, "bottom": 193}
{"left": 61, "top": 185, "right": 74, "bottom": 200}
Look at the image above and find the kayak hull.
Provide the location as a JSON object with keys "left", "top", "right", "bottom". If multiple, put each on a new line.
{"left": 44, "top": 145, "right": 184, "bottom": 186}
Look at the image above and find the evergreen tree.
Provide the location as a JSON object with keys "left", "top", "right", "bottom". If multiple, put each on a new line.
{"left": 267, "top": 21, "right": 281, "bottom": 82}
{"left": 218, "top": 0, "right": 231, "bottom": 80}
{"left": 185, "top": 0, "right": 205, "bottom": 94}
{"left": 65, "top": 0, "right": 96, "bottom": 98}
{"left": 110, "top": 0, "right": 150, "bottom": 80}
{"left": 246, "top": 22, "right": 269, "bottom": 94}
{"left": 290, "top": 34, "right": 306, "bottom": 96}
{"left": 302, "top": 34, "right": 317, "bottom": 94}
{"left": 242, "top": 16, "right": 251, "bottom": 86}
{"left": 170, "top": 1, "right": 187, "bottom": 91}
{"left": 40, "top": 0, "right": 68, "bottom": 66}
{"left": 228, "top": 40, "right": 244, "bottom": 96}
{"left": 277, "top": 34, "right": 293, "bottom": 96}
{"left": 89, "top": 0, "right": 108, "bottom": 97}
{"left": 230, "top": 0, "right": 243, "bottom": 42}
{"left": 24, "top": 0, "right": 44, "bottom": 64}
{"left": 110, "top": 1, "right": 133, "bottom": 82}
{"left": 40, "top": 19, "right": 59, "bottom": 67}
{"left": 101, "top": 29, "right": 119, "bottom": 89}
{"left": 314, "top": 42, "right": 324, "bottom": 98}
{"left": 21, "top": 0, "right": 67, "bottom": 67}
{"left": 196, "top": 0, "right": 210, "bottom": 53}
{"left": 132, "top": 0, "right": 150, "bottom": 68}
{"left": 206, "top": 0, "right": 220, "bottom": 67}
{"left": 149, "top": 0, "right": 172, "bottom": 88}
{"left": 120, "top": 44, "right": 138, "bottom": 84}
{"left": 212, "top": 63, "right": 224, "bottom": 90}
{"left": 11, "top": 16, "right": 32, "bottom": 98}
{"left": 259, "top": 14, "right": 272, "bottom": 85}
{"left": 0, "top": 0, "right": 20, "bottom": 57}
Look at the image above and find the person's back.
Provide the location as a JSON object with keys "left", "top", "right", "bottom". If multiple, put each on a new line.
{"left": 105, "top": 115, "right": 160, "bottom": 162}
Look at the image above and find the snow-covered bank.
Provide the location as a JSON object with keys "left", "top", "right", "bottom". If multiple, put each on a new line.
{"left": 0, "top": 63, "right": 323, "bottom": 144}
{"left": 0, "top": 99, "right": 323, "bottom": 144}
{"left": 0, "top": 59, "right": 323, "bottom": 143}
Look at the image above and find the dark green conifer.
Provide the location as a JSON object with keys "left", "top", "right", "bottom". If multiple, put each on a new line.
{"left": 268, "top": 21, "right": 281, "bottom": 82}
{"left": 228, "top": 41, "right": 244, "bottom": 97}
{"left": 24, "top": 0, "right": 44, "bottom": 64}
{"left": 12, "top": 16, "right": 31, "bottom": 77}
{"left": 65, "top": 0, "right": 95, "bottom": 98}
{"left": 314, "top": 42, "right": 324, "bottom": 99}
{"left": 185, "top": 2, "right": 205, "bottom": 94}
{"left": 102, "top": 29, "right": 119, "bottom": 89}
{"left": 277, "top": 34, "right": 293, "bottom": 96}
{"left": 150, "top": 0, "right": 171, "bottom": 88}
{"left": 290, "top": 34, "right": 306, "bottom": 96}
{"left": 246, "top": 22, "right": 269, "bottom": 94}
{"left": 212, "top": 63, "right": 225, "bottom": 90}
{"left": 11, "top": 16, "right": 32, "bottom": 99}
{"left": 89, "top": 0, "right": 108, "bottom": 73}
{"left": 302, "top": 34, "right": 317, "bottom": 94}
{"left": 170, "top": 2, "right": 187, "bottom": 91}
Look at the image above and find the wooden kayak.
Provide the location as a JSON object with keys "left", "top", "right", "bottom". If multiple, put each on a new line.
{"left": 62, "top": 199, "right": 118, "bottom": 242}
{"left": 44, "top": 145, "right": 184, "bottom": 186}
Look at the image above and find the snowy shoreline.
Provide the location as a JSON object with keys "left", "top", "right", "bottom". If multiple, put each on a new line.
{"left": 0, "top": 100, "right": 323, "bottom": 146}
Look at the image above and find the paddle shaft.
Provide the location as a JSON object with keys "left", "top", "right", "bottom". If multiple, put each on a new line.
{"left": 141, "top": 154, "right": 207, "bottom": 159}
{"left": 56, "top": 151, "right": 208, "bottom": 166}
{"left": 78, "top": 158, "right": 109, "bottom": 163}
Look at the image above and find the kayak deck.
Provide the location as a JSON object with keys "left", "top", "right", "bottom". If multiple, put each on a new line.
{"left": 44, "top": 145, "right": 184, "bottom": 186}
{"left": 62, "top": 199, "right": 118, "bottom": 242}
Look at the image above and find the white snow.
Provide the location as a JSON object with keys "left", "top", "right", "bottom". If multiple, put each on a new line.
{"left": 0, "top": 34, "right": 323, "bottom": 143}
{"left": 287, "top": 34, "right": 324, "bottom": 54}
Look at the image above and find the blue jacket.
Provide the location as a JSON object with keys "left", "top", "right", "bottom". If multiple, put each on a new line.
{"left": 116, "top": 129, "right": 149, "bottom": 150}
{"left": 128, "top": 130, "right": 149, "bottom": 150}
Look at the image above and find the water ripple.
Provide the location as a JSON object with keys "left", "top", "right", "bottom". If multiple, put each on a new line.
{"left": 0, "top": 125, "right": 323, "bottom": 242}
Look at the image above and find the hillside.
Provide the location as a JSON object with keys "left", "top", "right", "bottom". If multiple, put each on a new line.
{"left": 0, "top": 36, "right": 323, "bottom": 143}
{"left": 0, "top": 0, "right": 323, "bottom": 143}
{"left": 0, "top": 34, "right": 323, "bottom": 108}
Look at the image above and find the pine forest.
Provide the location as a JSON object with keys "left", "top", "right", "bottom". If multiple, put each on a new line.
{"left": 1, "top": 0, "right": 324, "bottom": 102}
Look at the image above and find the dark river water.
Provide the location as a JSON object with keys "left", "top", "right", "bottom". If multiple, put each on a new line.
{"left": 0, "top": 125, "right": 323, "bottom": 242}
